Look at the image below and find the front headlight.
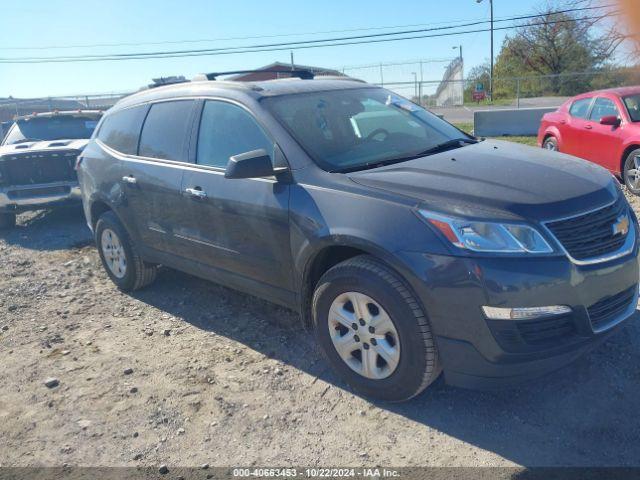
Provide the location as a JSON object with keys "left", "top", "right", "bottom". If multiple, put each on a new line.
{"left": 419, "top": 210, "right": 553, "bottom": 254}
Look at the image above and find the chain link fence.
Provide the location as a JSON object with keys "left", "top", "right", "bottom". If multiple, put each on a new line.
{"left": 2, "top": 67, "right": 638, "bottom": 126}
{"left": 0, "top": 93, "right": 129, "bottom": 123}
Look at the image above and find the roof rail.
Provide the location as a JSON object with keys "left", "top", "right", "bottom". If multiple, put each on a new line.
{"left": 148, "top": 76, "right": 188, "bottom": 88}
{"left": 199, "top": 69, "right": 315, "bottom": 81}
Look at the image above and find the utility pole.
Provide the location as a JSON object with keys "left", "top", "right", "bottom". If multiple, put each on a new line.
{"left": 379, "top": 63, "right": 384, "bottom": 86}
{"left": 453, "top": 45, "right": 464, "bottom": 105}
{"left": 290, "top": 51, "right": 295, "bottom": 71}
{"left": 476, "top": 0, "right": 493, "bottom": 101}
{"left": 490, "top": 0, "right": 493, "bottom": 101}
{"left": 412, "top": 72, "right": 418, "bottom": 102}
{"left": 452, "top": 45, "right": 463, "bottom": 63}
{"left": 419, "top": 61, "right": 424, "bottom": 106}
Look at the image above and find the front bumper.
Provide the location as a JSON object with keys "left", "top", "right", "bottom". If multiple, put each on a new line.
{"left": 397, "top": 243, "right": 639, "bottom": 389}
{"left": 0, "top": 181, "right": 82, "bottom": 213}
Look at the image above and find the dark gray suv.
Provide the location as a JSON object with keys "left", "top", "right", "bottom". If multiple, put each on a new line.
{"left": 78, "top": 75, "right": 639, "bottom": 401}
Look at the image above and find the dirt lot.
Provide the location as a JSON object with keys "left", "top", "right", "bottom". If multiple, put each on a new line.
{"left": 1, "top": 192, "right": 640, "bottom": 469}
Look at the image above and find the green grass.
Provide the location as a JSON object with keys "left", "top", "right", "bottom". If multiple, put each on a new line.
{"left": 453, "top": 122, "right": 538, "bottom": 147}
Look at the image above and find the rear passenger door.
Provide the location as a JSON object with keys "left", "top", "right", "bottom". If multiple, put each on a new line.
{"left": 120, "top": 99, "right": 197, "bottom": 254}
{"left": 176, "top": 99, "right": 293, "bottom": 300}
{"left": 583, "top": 96, "right": 624, "bottom": 172}
{"left": 563, "top": 97, "right": 593, "bottom": 159}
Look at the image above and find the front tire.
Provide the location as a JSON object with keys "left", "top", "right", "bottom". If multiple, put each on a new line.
{"left": 0, "top": 212, "right": 16, "bottom": 230}
{"left": 312, "top": 255, "right": 441, "bottom": 402}
{"left": 542, "top": 136, "right": 559, "bottom": 152}
{"left": 95, "top": 211, "right": 157, "bottom": 291}
{"left": 623, "top": 148, "right": 640, "bottom": 196}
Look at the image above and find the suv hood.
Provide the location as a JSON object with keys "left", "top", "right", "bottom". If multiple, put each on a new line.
{"left": 0, "top": 139, "right": 89, "bottom": 157}
{"left": 348, "top": 140, "right": 618, "bottom": 222}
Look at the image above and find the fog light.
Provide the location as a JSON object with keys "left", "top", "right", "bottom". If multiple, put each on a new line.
{"left": 482, "top": 305, "right": 571, "bottom": 320}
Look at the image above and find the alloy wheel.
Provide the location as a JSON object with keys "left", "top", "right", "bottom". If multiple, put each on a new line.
{"left": 627, "top": 155, "right": 640, "bottom": 190}
{"left": 327, "top": 291, "right": 401, "bottom": 380}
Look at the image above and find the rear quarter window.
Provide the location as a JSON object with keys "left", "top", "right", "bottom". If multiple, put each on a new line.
{"left": 97, "top": 105, "right": 147, "bottom": 155}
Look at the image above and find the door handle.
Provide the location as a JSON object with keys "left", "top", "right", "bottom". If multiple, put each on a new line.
{"left": 585, "top": 125, "right": 593, "bottom": 130}
{"left": 185, "top": 187, "right": 207, "bottom": 199}
{"left": 122, "top": 175, "right": 137, "bottom": 184}
{"left": 560, "top": 120, "right": 567, "bottom": 124}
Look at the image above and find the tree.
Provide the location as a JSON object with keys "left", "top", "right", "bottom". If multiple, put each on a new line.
{"left": 464, "top": 63, "right": 491, "bottom": 102}
{"left": 493, "top": 0, "right": 628, "bottom": 97}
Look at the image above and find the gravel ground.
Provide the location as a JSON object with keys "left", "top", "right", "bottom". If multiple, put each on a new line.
{"left": 1, "top": 190, "right": 640, "bottom": 468}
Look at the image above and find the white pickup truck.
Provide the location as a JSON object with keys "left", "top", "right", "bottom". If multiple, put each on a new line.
{"left": 0, "top": 110, "right": 102, "bottom": 229}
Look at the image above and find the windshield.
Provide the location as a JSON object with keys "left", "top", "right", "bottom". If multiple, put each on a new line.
{"left": 623, "top": 94, "right": 640, "bottom": 122}
{"left": 263, "top": 87, "right": 471, "bottom": 172}
{"left": 3, "top": 115, "right": 100, "bottom": 145}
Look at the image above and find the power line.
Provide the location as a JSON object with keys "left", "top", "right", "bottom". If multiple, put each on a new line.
{"left": 2, "top": 5, "right": 616, "bottom": 62}
{"left": 1, "top": 8, "right": 620, "bottom": 64}
{"left": 0, "top": 3, "right": 615, "bottom": 52}
{"left": 342, "top": 58, "right": 454, "bottom": 70}
{"left": 0, "top": 17, "right": 495, "bottom": 51}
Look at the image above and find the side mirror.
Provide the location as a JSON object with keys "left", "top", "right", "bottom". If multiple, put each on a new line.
{"left": 600, "top": 115, "right": 621, "bottom": 127}
{"left": 225, "top": 149, "right": 275, "bottom": 179}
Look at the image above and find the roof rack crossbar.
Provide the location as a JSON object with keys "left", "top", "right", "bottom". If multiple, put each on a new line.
{"left": 204, "top": 69, "right": 315, "bottom": 81}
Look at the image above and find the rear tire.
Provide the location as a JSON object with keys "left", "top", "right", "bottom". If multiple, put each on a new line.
{"left": 623, "top": 148, "right": 640, "bottom": 196}
{"left": 312, "top": 255, "right": 441, "bottom": 402}
{"left": 542, "top": 136, "right": 558, "bottom": 152}
{"left": 95, "top": 211, "right": 157, "bottom": 291}
{"left": 0, "top": 213, "right": 16, "bottom": 230}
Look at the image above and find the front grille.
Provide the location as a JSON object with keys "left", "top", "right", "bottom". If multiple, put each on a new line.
{"left": 545, "top": 199, "right": 629, "bottom": 261}
{"left": 587, "top": 286, "right": 637, "bottom": 331}
{"left": 0, "top": 152, "right": 77, "bottom": 186}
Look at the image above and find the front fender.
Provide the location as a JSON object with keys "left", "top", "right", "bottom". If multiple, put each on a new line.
{"left": 297, "top": 232, "right": 410, "bottom": 285}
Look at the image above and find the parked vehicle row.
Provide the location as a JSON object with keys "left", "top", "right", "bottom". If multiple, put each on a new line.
{"left": 68, "top": 73, "right": 639, "bottom": 401}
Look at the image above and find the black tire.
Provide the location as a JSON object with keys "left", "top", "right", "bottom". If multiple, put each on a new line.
{"left": 0, "top": 212, "right": 16, "bottom": 230}
{"left": 312, "top": 255, "right": 441, "bottom": 402}
{"left": 95, "top": 211, "right": 157, "bottom": 291}
{"left": 623, "top": 148, "right": 640, "bottom": 196}
{"left": 542, "top": 136, "right": 559, "bottom": 152}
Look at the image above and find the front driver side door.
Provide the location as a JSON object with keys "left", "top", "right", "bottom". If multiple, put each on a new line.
{"left": 176, "top": 100, "right": 294, "bottom": 304}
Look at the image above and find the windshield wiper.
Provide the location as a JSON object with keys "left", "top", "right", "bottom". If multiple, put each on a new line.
{"left": 411, "top": 138, "right": 478, "bottom": 157}
{"left": 332, "top": 138, "right": 477, "bottom": 173}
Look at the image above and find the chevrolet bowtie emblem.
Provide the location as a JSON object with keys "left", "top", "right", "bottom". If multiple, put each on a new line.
{"left": 612, "top": 214, "right": 630, "bottom": 236}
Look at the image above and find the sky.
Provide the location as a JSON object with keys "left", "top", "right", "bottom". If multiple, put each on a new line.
{"left": 0, "top": 0, "right": 620, "bottom": 98}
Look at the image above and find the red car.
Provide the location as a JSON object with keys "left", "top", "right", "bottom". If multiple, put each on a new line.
{"left": 538, "top": 86, "right": 640, "bottom": 194}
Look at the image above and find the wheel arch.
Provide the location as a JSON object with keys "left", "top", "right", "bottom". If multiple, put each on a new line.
{"left": 87, "top": 194, "right": 132, "bottom": 235}
{"left": 542, "top": 127, "right": 562, "bottom": 148}
{"left": 298, "top": 236, "right": 416, "bottom": 328}
{"left": 620, "top": 143, "right": 640, "bottom": 177}
{"left": 89, "top": 198, "right": 113, "bottom": 230}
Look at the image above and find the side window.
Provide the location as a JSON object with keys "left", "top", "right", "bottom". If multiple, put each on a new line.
{"left": 97, "top": 105, "right": 147, "bottom": 154}
{"left": 196, "top": 101, "right": 273, "bottom": 168}
{"left": 589, "top": 98, "right": 619, "bottom": 121}
{"left": 138, "top": 100, "right": 194, "bottom": 161}
{"left": 569, "top": 98, "right": 592, "bottom": 119}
